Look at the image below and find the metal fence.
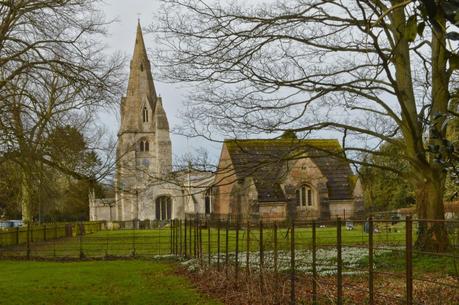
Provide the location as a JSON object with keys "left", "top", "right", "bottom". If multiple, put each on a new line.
{"left": 0, "top": 222, "right": 103, "bottom": 246}
{"left": 1, "top": 217, "right": 458, "bottom": 304}
{"left": 0, "top": 220, "right": 173, "bottom": 259}
{"left": 171, "top": 216, "right": 459, "bottom": 305}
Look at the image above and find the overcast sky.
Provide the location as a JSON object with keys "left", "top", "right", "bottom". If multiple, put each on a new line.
{"left": 98, "top": 0, "right": 221, "bottom": 164}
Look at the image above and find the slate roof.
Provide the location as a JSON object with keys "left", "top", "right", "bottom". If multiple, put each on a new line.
{"left": 224, "top": 138, "right": 354, "bottom": 202}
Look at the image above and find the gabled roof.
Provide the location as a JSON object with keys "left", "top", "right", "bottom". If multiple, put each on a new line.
{"left": 224, "top": 138, "right": 354, "bottom": 202}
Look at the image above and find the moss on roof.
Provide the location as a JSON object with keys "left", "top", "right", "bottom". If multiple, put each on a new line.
{"left": 348, "top": 175, "right": 358, "bottom": 189}
{"left": 222, "top": 137, "right": 354, "bottom": 201}
{"left": 224, "top": 138, "right": 342, "bottom": 152}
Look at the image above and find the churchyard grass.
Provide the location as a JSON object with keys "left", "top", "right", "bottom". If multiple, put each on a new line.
{"left": 3, "top": 221, "right": 457, "bottom": 277}
{"left": 1, "top": 222, "right": 407, "bottom": 258}
{"left": 0, "top": 260, "right": 222, "bottom": 305}
{"left": 0, "top": 224, "right": 405, "bottom": 258}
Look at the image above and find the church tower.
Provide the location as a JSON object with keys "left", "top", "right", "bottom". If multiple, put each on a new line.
{"left": 115, "top": 22, "right": 172, "bottom": 221}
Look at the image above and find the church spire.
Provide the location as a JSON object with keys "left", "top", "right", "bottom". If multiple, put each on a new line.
{"left": 133, "top": 21, "right": 149, "bottom": 65}
{"left": 126, "top": 21, "right": 157, "bottom": 99}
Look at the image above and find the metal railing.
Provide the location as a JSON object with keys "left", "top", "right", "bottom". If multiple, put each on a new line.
{"left": 171, "top": 216, "right": 459, "bottom": 305}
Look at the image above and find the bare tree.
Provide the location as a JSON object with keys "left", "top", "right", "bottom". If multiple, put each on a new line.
{"left": 153, "top": 0, "right": 459, "bottom": 251}
{"left": 0, "top": 0, "right": 124, "bottom": 222}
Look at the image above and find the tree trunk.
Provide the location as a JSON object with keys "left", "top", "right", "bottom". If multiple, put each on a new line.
{"left": 20, "top": 170, "right": 33, "bottom": 223}
{"left": 415, "top": 172, "right": 449, "bottom": 252}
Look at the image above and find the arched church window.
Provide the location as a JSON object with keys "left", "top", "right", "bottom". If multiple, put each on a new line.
{"left": 140, "top": 63, "right": 144, "bottom": 72}
{"left": 204, "top": 187, "right": 214, "bottom": 215}
{"left": 155, "top": 196, "right": 172, "bottom": 220}
{"left": 296, "top": 185, "right": 314, "bottom": 207}
{"left": 139, "top": 139, "right": 149, "bottom": 152}
{"left": 143, "top": 107, "right": 148, "bottom": 122}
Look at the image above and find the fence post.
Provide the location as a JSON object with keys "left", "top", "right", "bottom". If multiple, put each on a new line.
{"left": 337, "top": 217, "right": 343, "bottom": 305}
{"left": 290, "top": 221, "right": 296, "bottom": 305}
{"left": 235, "top": 217, "right": 240, "bottom": 283}
{"left": 180, "top": 220, "right": 183, "bottom": 256}
{"left": 43, "top": 224, "right": 47, "bottom": 241}
{"left": 369, "top": 217, "right": 374, "bottom": 305}
{"left": 79, "top": 222, "right": 84, "bottom": 259}
{"left": 217, "top": 219, "right": 221, "bottom": 271}
{"left": 259, "top": 219, "right": 264, "bottom": 298}
{"left": 175, "top": 219, "right": 178, "bottom": 256}
{"left": 199, "top": 219, "right": 203, "bottom": 265}
{"left": 172, "top": 219, "right": 175, "bottom": 256}
{"left": 184, "top": 219, "right": 187, "bottom": 257}
{"left": 246, "top": 219, "right": 251, "bottom": 277}
{"left": 158, "top": 220, "right": 161, "bottom": 255}
{"left": 169, "top": 219, "right": 174, "bottom": 254}
{"left": 53, "top": 223, "right": 57, "bottom": 258}
{"left": 406, "top": 216, "right": 413, "bottom": 305}
{"left": 188, "top": 218, "right": 191, "bottom": 257}
{"left": 16, "top": 227, "right": 19, "bottom": 245}
{"left": 105, "top": 226, "right": 109, "bottom": 258}
{"left": 189, "top": 218, "right": 192, "bottom": 258}
{"left": 208, "top": 220, "right": 211, "bottom": 266}
{"left": 173, "top": 219, "right": 176, "bottom": 255}
{"left": 177, "top": 219, "right": 180, "bottom": 256}
{"left": 132, "top": 219, "right": 136, "bottom": 257}
{"left": 26, "top": 222, "right": 30, "bottom": 260}
{"left": 170, "top": 219, "right": 173, "bottom": 255}
{"left": 274, "top": 222, "right": 279, "bottom": 305}
{"left": 312, "top": 221, "right": 317, "bottom": 305}
{"left": 194, "top": 218, "right": 197, "bottom": 258}
{"left": 225, "top": 217, "right": 229, "bottom": 277}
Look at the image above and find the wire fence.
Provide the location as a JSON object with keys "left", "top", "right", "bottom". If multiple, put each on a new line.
{"left": 0, "top": 217, "right": 458, "bottom": 304}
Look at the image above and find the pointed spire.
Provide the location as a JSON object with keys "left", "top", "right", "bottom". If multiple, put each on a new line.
{"left": 126, "top": 21, "right": 157, "bottom": 99}
{"left": 133, "top": 21, "right": 149, "bottom": 64}
{"left": 154, "top": 96, "right": 169, "bottom": 130}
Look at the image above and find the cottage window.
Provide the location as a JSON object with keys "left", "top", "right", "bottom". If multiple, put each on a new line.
{"left": 297, "top": 185, "right": 314, "bottom": 207}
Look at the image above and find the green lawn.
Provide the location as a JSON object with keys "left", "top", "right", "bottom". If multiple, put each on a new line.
{"left": 373, "top": 249, "right": 459, "bottom": 276}
{"left": 0, "top": 260, "right": 221, "bottom": 305}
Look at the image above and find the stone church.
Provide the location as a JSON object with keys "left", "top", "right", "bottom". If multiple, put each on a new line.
{"left": 90, "top": 23, "right": 363, "bottom": 222}
{"left": 90, "top": 23, "right": 214, "bottom": 222}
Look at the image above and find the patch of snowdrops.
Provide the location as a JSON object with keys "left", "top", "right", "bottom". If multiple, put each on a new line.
{"left": 181, "top": 246, "right": 392, "bottom": 276}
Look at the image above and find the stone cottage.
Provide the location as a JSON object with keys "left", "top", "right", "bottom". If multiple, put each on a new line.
{"left": 212, "top": 137, "right": 364, "bottom": 221}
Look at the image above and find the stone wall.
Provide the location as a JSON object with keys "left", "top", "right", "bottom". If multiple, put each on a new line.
{"left": 328, "top": 200, "right": 355, "bottom": 219}
{"left": 259, "top": 202, "right": 286, "bottom": 221}
{"left": 89, "top": 199, "right": 117, "bottom": 221}
{"left": 214, "top": 144, "right": 235, "bottom": 215}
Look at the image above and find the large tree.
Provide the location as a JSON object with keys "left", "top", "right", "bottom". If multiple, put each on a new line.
{"left": 0, "top": 0, "right": 123, "bottom": 223}
{"left": 0, "top": 126, "right": 106, "bottom": 221}
{"left": 359, "top": 142, "right": 415, "bottom": 211}
{"left": 153, "top": 0, "right": 459, "bottom": 251}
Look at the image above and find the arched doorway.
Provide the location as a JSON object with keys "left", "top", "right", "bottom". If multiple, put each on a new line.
{"left": 155, "top": 196, "right": 172, "bottom": 220}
